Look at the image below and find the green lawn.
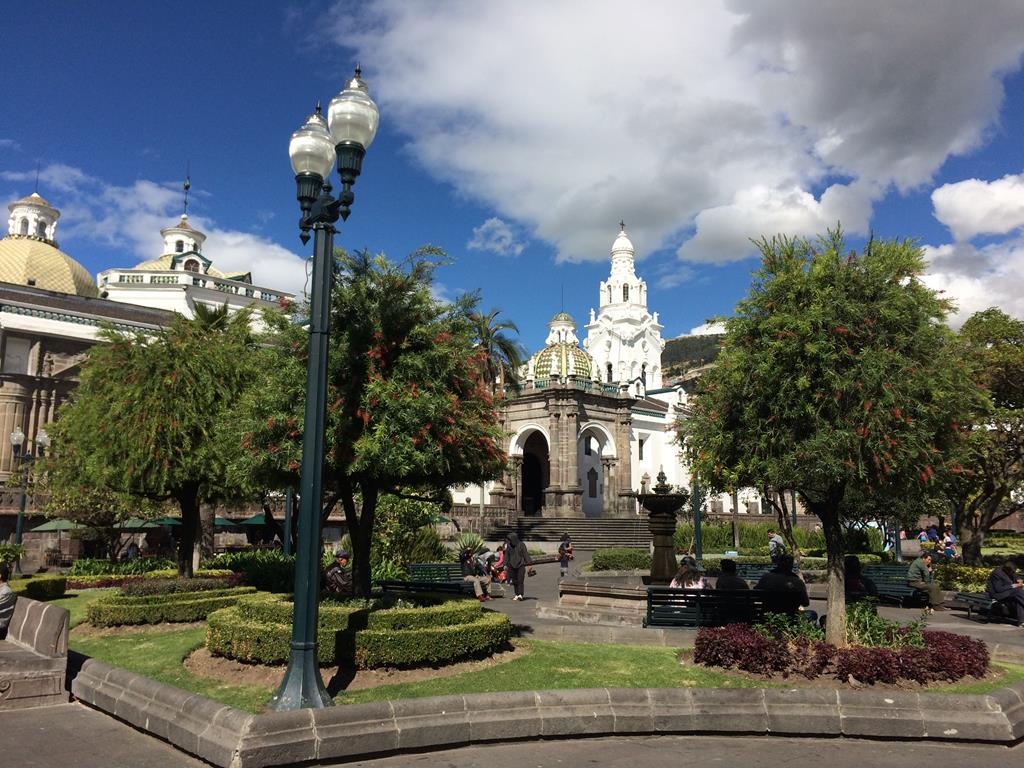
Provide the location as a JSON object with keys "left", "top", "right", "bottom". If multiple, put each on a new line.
{"left": 935, "top": 662, "right": 1024, "bottom": 694}
{"left": 70, "top": 626, "right": 274, "bottom": 713}
{"left": 332, "top": 639, "right": 759, "bottom": 705}
{"left": 51, "top": 589, "right": 113, "bottom": 627}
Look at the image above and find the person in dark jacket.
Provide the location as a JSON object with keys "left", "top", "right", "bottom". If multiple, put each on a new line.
{"left": 755, "top": 554, "right": 811, "bottom": 617}
{"left": 714, "top": 559, "right": 750, "bottom": 590}
{"left": 844, "top": 555, "right": 878, "bottom": 601}
{"left": 557, "top": 533, "right": 574, "bottom": 578}
{"left": 986, "top": 561, "right": 1024, "bottom": 623}
{"left": 460, "top": 547, "right": 492, "bottom": 601}
{"left": 504, "top": 533, "right": 533, "bottom": 601}
{"left": 324, "top": 550, "right": 353, "bottom": 595}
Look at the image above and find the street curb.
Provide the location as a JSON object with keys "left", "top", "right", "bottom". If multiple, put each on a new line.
{"left": 71, "top": 657, "right": 1024, "bottom": 768}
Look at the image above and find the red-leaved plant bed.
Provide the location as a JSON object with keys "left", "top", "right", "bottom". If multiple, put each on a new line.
{"left": 694, "top": 623, "right": 989, "bottom": 685}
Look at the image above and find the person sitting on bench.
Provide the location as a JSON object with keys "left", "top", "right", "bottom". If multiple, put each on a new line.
{"left": 907, "top": 551, "right": 945, "bottom": 611}
{"left": 670, "top": 558, "right": 705, "bottom": 589}
{"left": 714, "top": 559, "right": 750, "bottom": 590}
{"left": 844, "top": 555, "right": 878, "bottom": 601}
{"left": 324, "top": 549, "right": 353, "bottom": 596}
{"left": 756, "top": 554, "right": 813, "bottom": 618}
{"left": 986, "top": 561, "right": 1024, "bottom": 624}
{"left": 460, "top": 547, "right": 492, "bottom": 602}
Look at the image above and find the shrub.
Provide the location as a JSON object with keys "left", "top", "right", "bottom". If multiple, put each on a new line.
{"left": 407, "top": 526, "right": 448, "bottom": 563}
{"left": 935, "top": 563, "right": 991, "bottom": 592}
{"left": 845, "top": 600, "right": 924, "bottom": 648}
{"left": 204, "top": 550, "right": 296, "bottom": 592}
{"left": 68, "top": 557, "right": 176, "bottom": 576}
{"left": 66, "top": 568, "right": 234, "bottom": 590}
{"left": 0, "top": 543, "right": 25, "bottom": 564}
{"left": 121, "top": 575, "right": 240, "bottom": 596}
{"left": 87, "top": 586, "right": 256, "bottom": 626}
{"left": 206, "top": 597, "right": 511, "bottom": 668}
{"left": 454, "top": 532, "right": 485, "bottom": 554}
{"left": 12, "top": 576, "right": 67, "bottom": 600}
{"left": 591, "top": 548, "right": 651, "bottom": 571}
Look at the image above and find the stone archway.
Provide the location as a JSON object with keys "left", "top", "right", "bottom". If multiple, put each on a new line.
{"left": 521, "top": 431, "right": 549, "bottom": 516}
{"left": 578, "top": 423, "right": 616, "bottom": 518}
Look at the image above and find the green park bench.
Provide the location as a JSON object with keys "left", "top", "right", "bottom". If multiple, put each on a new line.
{"left": 952, "top": 592, "right": 1022, "bottom": 626}
{"left": 643, "top": 587, "right": 810, "bottom": 628}
{"left": 863, "top": 565, "right": 928, "bottom": 607}
{"left": 377, "top": 562, "right": 476, "bottom": 598}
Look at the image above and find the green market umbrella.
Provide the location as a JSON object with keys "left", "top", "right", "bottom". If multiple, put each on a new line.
{"left": 114, "top": 517, "right": 162, "bottom": 530}
{"left": 214, "top": 516, "right": 241, "bottom": 528}
{"left": 150, "top": 517, "right": 181, "bottom": 526}
{"left": 238, "top": 512, "right": 271, "bottom": 526}
{"left": 30, "top": 519, "right": 85, "bottom": 532}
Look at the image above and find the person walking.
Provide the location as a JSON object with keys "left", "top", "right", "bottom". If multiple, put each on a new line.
{"left": 557, "top": 533, "right": 574, "bottom": 579}
{"left": 907, "top": 551, "right": 945, "bottom": 611}
{"left": 505, "top": 532, "right": 533, "bottom": 601}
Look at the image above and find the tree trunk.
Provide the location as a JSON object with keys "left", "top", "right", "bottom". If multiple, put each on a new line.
{"left": 176, "top": 486, "right": 200, "bottom": 577}
{"left": 339, "top": 480, "right": 376, "bottom": 598}
{"left": 199, "top": 502, "right": 216, "bottom": 561}
{"left": 959, "top": 525, "right": 985, "bottom": 566}
{"left": 813, "top": 501, "right": 847, "bottom": 648}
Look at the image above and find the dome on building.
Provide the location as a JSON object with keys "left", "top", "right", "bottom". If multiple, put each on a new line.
{"left": 529, "top": 342, "right": 593, "bottom": 379}
{"left": 0, "top": 237, "right": 100, "bottom": 298}
{"left": 528, "top": 311, "right": 593, "bottom": 379}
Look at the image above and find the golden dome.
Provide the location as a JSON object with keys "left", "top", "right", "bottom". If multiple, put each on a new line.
{"left": 131, "top": 253, "right": 226, "bottom": 278}
{"left": 0, "top": 236, "right": 99, "bottom": 298}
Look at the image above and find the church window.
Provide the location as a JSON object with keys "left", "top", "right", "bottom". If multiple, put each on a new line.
{"left": 36, "top": 221, "right": 46, "bottom": 238}
{"left": 607, "top": 286, "right": 612, "bottom": 304}
{"left": 642, "top": 363, "right": 647, "bottom": 385}
{"left": 638, "top": 438, "right": 645, "bottom": 461}
{"left": 2, "top": 337, "right": 31, "bottom": 375}
{"left": 587, "top": 468, "right": 598, "bottom": 498}
{"left": 584, "top": 437, "right": 592, "bottom": 456}
{"left": 622, "top": 284, "right": 629, "bottom": 302}
{"left": 184, "top": 259, "right": 200, "bottom": 273}
{"left": 606, "top": 363, "right": 613, "bottom": 383}
{"left": 19, "top": 218, "right": 28, "bottom": 235}
{"left": 175, "top": 240, "right": 185, "bottom": 253}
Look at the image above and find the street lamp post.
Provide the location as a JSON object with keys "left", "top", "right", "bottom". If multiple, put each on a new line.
{"left": 10, "top": 427, "right": 50, "bottom": 573}
{"left": 271, "top": 67, "right": 379, "bottom": 711}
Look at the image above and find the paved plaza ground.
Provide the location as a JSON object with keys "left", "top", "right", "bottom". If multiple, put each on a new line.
{"left": 1, "top": 545, "right": 1022, "bottom": 767}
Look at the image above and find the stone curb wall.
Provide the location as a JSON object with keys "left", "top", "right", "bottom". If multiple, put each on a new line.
{"left": 71, "top": 657, "right": 1024, "bottom": 768}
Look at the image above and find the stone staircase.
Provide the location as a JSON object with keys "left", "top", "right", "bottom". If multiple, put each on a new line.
{"left": 483, "top": 517, "right": 651, "bottom": 549}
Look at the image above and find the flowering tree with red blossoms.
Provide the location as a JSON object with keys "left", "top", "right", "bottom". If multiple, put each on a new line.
{"left": 232, "top": 248, "right": 507, "bottom": 595}
{"left": 681, "top": 230, "right": 979, "bottom": 646}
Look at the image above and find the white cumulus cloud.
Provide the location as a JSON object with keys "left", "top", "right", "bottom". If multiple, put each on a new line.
{"left": 688, "top": 322, "right": 726, "bottom": 336}
{"left": 932, "top": 173, "right": 1024, "bottom": 241}
{"left": 1, "top": 165, "right": 307, "bottom": 297}
{"left": 923, "top": 237, "right": 1024, "bottom": 327}
{"left": 467, "top": 217, "right": 525, "bottom": 257}
{"left": 338, "top": 0, "right": 1024, "bottom": 272}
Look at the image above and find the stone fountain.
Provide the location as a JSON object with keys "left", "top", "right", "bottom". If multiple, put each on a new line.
{"left": 636, "top": 469, "right": 690, "bottom": 585}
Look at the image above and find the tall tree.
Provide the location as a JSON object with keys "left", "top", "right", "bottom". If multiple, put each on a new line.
{"left": 232, "top": 248, "right": 507, "bottom": 595}
{"left": 470, "top": 308, "right": 526, "bottom": 395}
{"left": 682, "top": 230, "right": 976, "bottom": 645}
{"left": 941, "top": 308, "right": 1024, "bottom": 564}
{"left": 45, "top": 310, "right": 257, "bottom": 576}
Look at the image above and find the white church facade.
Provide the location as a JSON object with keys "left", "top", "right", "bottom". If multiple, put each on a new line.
{"left": 460, "top": 226, "right": 709, "bottom": 519}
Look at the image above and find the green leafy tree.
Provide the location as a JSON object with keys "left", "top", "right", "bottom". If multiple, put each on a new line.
{"left": 232, "top": 248, "right": 507, "bottom": 595}
{"left": 45, "top": 310, "right": 257, "bottom": 576}
{"left": 470, "top": 308, "right": 526, "bottom": 395}
{"left": 682, "top": 230, "right": 977, "bottom": 645}
{"left": 939, "top": 308, "right": 1024, "bottom": 564}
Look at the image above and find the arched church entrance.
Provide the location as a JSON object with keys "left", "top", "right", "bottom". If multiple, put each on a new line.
{"left": 578, "top": 424, "right": 614, "bottom": 517}
{"left": 521, "top": 431, "right": 549, "bottom": 515}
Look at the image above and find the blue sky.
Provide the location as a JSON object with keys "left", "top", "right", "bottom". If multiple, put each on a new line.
{"left": 3, "top": 1, "right": 1024, "bottom": 352}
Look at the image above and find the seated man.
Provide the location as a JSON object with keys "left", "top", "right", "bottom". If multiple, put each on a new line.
{"left": 460, "top": 547, "right": 492, "bottom": 602}
{"left": 986, "top": 561, "right": 1024, "bottom": 624}
{"left": 906, "top": 551, "right": 944, "bottom": 610}
{"left": 844, "top": 555, "right": 878, "bottom": 601}
{"left": 755, "top": 554, "right": 812, "bottom": 617}
{"left": 0, "top": 563, "right": 16, "bottom": 640}
{"left": 323, "top": 549, "right": 353, "bottom": 596}
{"left": 714, "top": 559, "right": 750, "bottom": 590}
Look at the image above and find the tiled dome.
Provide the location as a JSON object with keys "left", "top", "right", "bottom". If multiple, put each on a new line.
{"left": 0, "top": 236, "right": 99, "bottom": 298}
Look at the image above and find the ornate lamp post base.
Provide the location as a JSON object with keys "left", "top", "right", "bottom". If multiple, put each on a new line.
{"left": 271, "top": 642, "right": 332, "bottom": 709}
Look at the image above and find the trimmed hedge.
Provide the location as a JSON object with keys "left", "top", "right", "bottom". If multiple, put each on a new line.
{"left": 68, "top": 557, "right": 177, "bottom": 576}
{"left": 121, "top": 575, "right": 240, "bottom": 596}
{"left": 206, "top": 597, "right": 513, "bottom": 668}
{"left": 12, "top": 576, "right": 68, "bottom": 600}
{"left": 67, "top": 568, "right": 234, "bottom": 590}
{"left": 87, "top": 586, "right": 256, "bottom": 626}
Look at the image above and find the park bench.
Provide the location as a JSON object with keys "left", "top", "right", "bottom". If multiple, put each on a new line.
{"left": 863, "top": 565, "right": 928, "bottom": 607}
{"left": 952, "top": 592, "right": 1023, "bottom": 626}
{"left": 734, "top": 562, "right": 799, "bottom": 585}
{"left": 377, "top": 562, "right": 476, "bottom": 598}
{"left": 643, "top": 587, "right": 810, "bottom": 628}
{"left": 0, "top": 596, "right": 70, "bottom": 710}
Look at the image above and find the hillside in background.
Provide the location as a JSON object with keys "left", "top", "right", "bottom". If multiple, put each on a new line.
{"left": 663, "top": 334, "right": 724, "bottom": 380}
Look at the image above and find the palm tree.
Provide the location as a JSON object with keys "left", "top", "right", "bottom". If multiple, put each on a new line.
{"left": 470, "top": 309, "right": 526, "bottom": 396}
